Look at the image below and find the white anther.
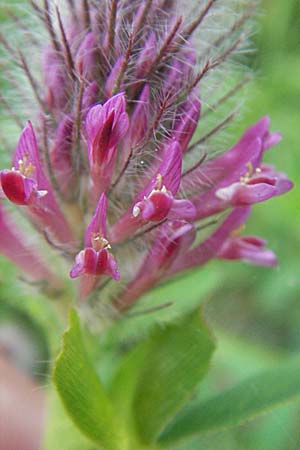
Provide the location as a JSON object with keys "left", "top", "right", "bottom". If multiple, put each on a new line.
{"left": 132, "top": 204, "right": 141, "bottom": 217}
{"left": 37, "top": 190, "right": 48, "bottom": 198}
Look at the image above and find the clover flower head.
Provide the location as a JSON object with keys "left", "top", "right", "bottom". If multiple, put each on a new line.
{"left": 0, "top": 0, "right": 293, "bottom": 317}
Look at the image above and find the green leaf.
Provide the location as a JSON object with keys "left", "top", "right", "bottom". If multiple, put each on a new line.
{"left": 108, "top": 346, "right": 147, "bottom": 449}
{"left": 53, "top": 309, "right": 128, "bottom": 450}
{"left": 159, "top": 356, "right": 300, "bottom": 446}
{"left": 110, "top": 312, "right": 215, "bottom": 445}
{"left": 43, "top": 389, "right": 94, "bottom": 450}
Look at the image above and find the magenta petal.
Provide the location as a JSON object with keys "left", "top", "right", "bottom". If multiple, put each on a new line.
{"left": 218, "top": 235, "right": 278, "bottom": 267}
{"left": 86, "top": 93, "right": 129, "bottom": 197}
{"left": 110, "top": 112, "right": 130, "bottom": 147}
{"left": 104, "top": 91, "right": 127, "bottom": 114}
{"left": 86, "top": 103, "right": 104, "bottom": 145}
{"left": 260, "top": 164, "right": 294, "bottom": 195}
{"left": 141, "top": 192, "right": 173, "bottom": 221}
{"left": 243, "top": 116, "right": 281, "bottom": 152}
{"left": 0, "top": 171, "right": 36, "bottom": 205}
{"left": 234, "top": 182, "right": 277, "bottom": 204}
{"left": 95, "top": 248, "right": 109, "bottom": 274}
{"left": 86, "top": 92, "right": 129, "bottom": 163}
{"left": 70, "top": 248, "right": 98, "bottom": 278}
{"left": 158, "top": 140, "right": 182, "bottom": 195}
{"left": 84, "top": 248, "right": 98, "bottom": 275}
{"left": 275, "top": 175, "right": 294, "bottom": 194}
{"left": 137, "top": 199, "right": 155, "bottom": 220}
{"left": 84, "top": 193, "right": 107, "bottom": 247}
{"left": 70, "top": 246, "right": 120, "bottom": 298}
{"left": 169, "top": 206, "right": 252, "bottom": 274}
{"left": 11, "top": 122, "right": 53, "bottom": 194}
{"left": 136, "top": 140, "right": 182, "bottom": 202}
{"left": 86, "top": 94, "right": 126, "bottom": 148}
{"left": 168, "top": 198, "right": 196, "bottom": 220}
{"left": 94, "top": 110, "right": 116, "bottom": 160}
{"left": 243, "top": 116, "right": 270, "bottom": 142}
{"left": 94, "top": 248, "right": 120, "bottom": 280}
{"left": 240, "top": 236, "right": 267, "bottom": 246}
{"left": 70, "top": 250, "right": 86, "bottom": 278}
{"left": 105, "top": 253, "right": 120, "bottom": 280}
{"left": 13, "top": 122, "right": 40, "bottom": 179}
{"left": 216, "top": 181, "right": 277, "bottom": 205}
{"left": 263, "top": 132, "right": 282, "bottom": 151}
{"left": 74, "top": 249, "right": 119, "bottom": 299}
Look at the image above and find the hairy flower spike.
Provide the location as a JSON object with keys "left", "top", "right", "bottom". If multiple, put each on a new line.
{"left": 0, "top": 1, "right": 293, "bottom": 312}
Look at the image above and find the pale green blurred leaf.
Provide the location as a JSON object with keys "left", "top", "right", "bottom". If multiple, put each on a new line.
{"left": 159, "top": 356, "right": 300, "bottom": 446}
{"left": 110, "top": 312, "right": 215, "bottom": 445}
{"left": 53, "top": 309, "right": 128, "bottom": 450}
{"left": 43, "top": 389, "right": 95, "bottom": 450}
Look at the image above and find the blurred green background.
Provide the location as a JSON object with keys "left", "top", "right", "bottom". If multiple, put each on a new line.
{"left": 0, "top": 0, "right": 300, "bottom": 449}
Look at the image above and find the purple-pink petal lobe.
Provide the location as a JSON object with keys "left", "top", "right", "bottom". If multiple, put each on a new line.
{"left": 136, "top": 139, "right": 183, "bottom": 203}
{"left": 217, "top": 235, "right": 278, "bottom": 267}
{"left": 216, "top": 164, "right": 293, "bottom": 206}
{"left": 168, "top": 207, "right": 252, "bottom": 275}
{"left": 86, "top": 92, "right": 129, "bottom": 158}
{"left": 0, "top": 170, "right": 38, "bottom": 205}
{"left": 84, "top": 193, "right": 108, "bottom": 247}
{"left": 70, "top": 247, "right": 119, "bottom": 280}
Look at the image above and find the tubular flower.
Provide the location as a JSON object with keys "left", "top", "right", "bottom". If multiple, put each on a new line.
{"left": 70, "top": 193, "right": 120, "bottom": 299}
{"left": 0, "top": 122, "right": 74, "bottom": 245}
{"left": 0, "top": 1, "right": 293, "bottom": 311}
{"left": 86, "top": 93, "right": 129, "bottom": 198}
